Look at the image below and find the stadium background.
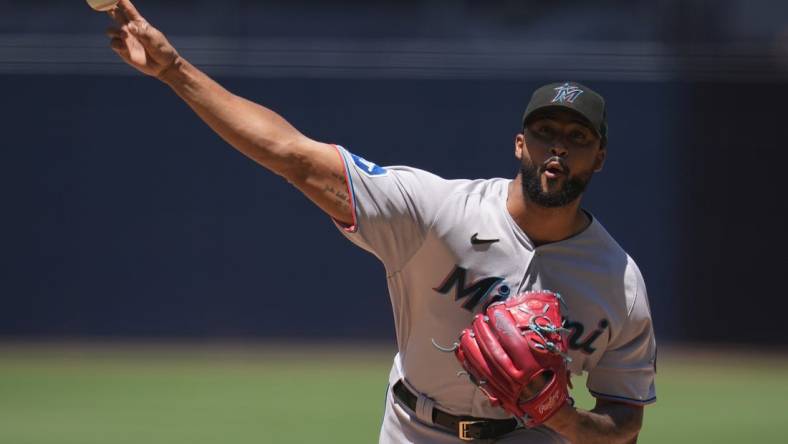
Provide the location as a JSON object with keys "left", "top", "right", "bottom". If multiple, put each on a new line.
{"left": 1, "top": 1, "right": 787, "bottom": 443}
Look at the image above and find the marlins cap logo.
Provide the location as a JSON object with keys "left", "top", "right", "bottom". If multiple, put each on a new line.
{"left": 552, "top": 83, "right": 584, "bottom": 104}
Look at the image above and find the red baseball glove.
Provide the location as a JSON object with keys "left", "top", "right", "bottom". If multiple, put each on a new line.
{"left": 454, "top": 291, "right": 572, "bottom": 427}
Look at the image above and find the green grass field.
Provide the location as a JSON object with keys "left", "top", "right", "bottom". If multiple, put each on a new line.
{"left": 0, "top": 343, "right": 786, "bottom": 444}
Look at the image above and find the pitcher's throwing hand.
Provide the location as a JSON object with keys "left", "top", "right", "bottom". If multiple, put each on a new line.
{"left": 105, "top": 0, "right": 179, "bottom": 79}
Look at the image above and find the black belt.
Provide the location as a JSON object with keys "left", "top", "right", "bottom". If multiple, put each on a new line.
{"left": 392, "top": 380, "right": 519, "bottom": 441}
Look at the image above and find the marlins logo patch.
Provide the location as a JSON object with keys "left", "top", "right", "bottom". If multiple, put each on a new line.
{"left": 351, "top": 153, "right": 388, "bottom": 177}
{"left": 552, "top": 83, "right": 584, "bottom": 104}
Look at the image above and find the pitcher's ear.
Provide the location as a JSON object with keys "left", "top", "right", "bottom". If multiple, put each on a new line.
{"left": 593, "top": 147, "right": 607, "bottom": 172}
{"left": 515, "top": 133, "right": 525, "bottom": 160}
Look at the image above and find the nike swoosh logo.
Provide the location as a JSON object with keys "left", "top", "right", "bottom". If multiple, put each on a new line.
{"left": 471, "top": 233, "right": 500, "bottom": 245}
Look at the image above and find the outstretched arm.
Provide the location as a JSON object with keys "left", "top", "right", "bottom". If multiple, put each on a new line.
{"left": 105, "top": 0, "right": 352, "bottom": 225}
{"left": 544, "top": 399, "right": 643, "bottom": 444}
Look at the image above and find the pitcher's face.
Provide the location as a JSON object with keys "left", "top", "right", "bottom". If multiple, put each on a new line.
{"left": 515, "top": 109, "right": 606, "bottom": 207}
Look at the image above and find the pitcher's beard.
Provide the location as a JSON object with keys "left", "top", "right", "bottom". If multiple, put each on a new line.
{"left": 520, "top": 161, "right": 592, "bottom": 208}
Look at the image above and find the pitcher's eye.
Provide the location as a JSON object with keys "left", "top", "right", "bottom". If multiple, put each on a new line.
{"left": 535, "top": 125, "right": 555, "bottom": 138}
{"left": 570, "top": 130, "right": 588, "bottom": 143}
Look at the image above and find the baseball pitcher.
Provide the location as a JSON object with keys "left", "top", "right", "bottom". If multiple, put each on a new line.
{"left": 103, "top": 1, "right": 656, "bottom": 442}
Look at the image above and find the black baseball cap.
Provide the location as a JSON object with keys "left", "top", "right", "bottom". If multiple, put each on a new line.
{"left": 522, "top": 81, "right": 607, "bottom": 145}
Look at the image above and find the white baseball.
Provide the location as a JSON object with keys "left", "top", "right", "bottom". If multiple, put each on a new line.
{"left": 86, "top": 0, "right": 119, "bottom": 12}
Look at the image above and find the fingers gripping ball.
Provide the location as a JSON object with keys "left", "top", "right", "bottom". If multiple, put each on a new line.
{"left": 455, "top": 291, "right": 572, "bottom": 427}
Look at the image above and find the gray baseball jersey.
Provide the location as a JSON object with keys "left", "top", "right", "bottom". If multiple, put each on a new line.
{"left": 331, "top": 146, "right": 657, "bottom": 443}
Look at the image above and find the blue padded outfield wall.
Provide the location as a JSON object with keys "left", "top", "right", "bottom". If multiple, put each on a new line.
{"left": 1, "top": 0, "right": 786, "bottom": 344}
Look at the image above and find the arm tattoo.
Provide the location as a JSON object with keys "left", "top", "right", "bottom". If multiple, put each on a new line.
{"left": 323, "top": 184, "right": 351, "bottom": 211}
{"left": 573, "top": 404, "right": 642, "bottom": 444}
{"left": 331, "top": 172, "right": 347, "bottom": 185}
{"left": 546, "top": 402, "right": 642, "bottom": 444}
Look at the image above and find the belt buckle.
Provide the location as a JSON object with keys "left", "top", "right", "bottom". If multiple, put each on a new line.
{"left": 458, "top": 420, "right": 482, "bottom": 441}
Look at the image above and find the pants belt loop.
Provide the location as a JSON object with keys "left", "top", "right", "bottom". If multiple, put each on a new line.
{"left": 415, "top": 391, "right": 436, "bottom": 425}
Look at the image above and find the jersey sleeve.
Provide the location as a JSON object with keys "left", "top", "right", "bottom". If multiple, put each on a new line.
{"left": 586, "top": 263, "right": 657, "bottom": 405}
{"left": 332, "top": 145, "right": 460, "bottom": 271}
